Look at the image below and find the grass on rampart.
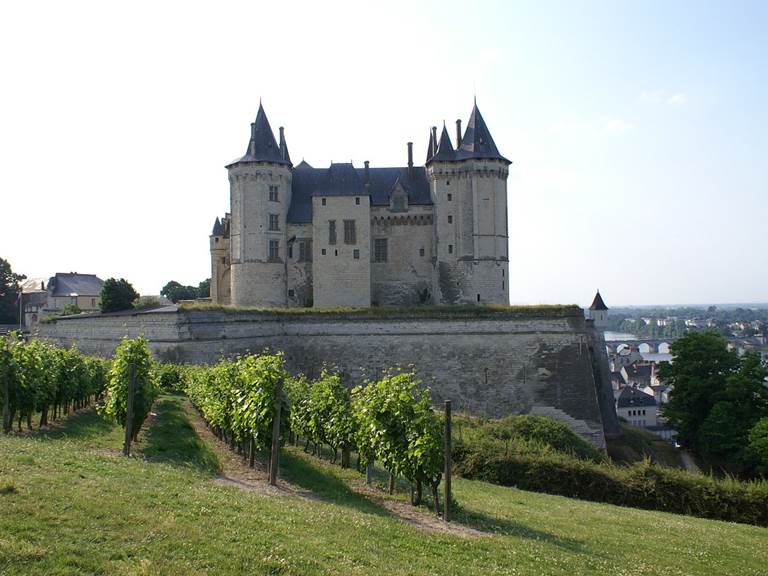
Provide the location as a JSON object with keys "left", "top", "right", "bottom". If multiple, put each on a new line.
{"left": 1, "top": 396, "right": 766, "bottom": 575}
{"left": 179, "top": 302, "right": 582, "bottom": 317}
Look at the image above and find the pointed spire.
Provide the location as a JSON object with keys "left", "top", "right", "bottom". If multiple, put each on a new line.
{"left": 590, "top": 290, "right": 608, "bottom": 311}
{"left": 212, "top": 217, "right": 222, "bottom": 235}
{"left": 228, "top": 102, "right": 290, "bottom": 166}
{"left": 425, "top": 127, "right": 437, "bottom": 162}
{"left": 429, "top": 123, "right": 456, "bottom": 162}
{"left": 279, "top": 126, "right": 291, "bottom": 165}
{"left": 457, "top": 102, "right": 510, "bottom": 164}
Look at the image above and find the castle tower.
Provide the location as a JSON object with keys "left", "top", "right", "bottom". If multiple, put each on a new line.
{"left": 588, "top": 290, "right": 609, "bottom": 329}
{"left": 209, "top": 215, "right": 231, "bottom": 304}
{"left": 426, "top": 103, "right": 511, "bottom": 304}
{"left": 226, "top": 103, "right": 293, "bottom": 307}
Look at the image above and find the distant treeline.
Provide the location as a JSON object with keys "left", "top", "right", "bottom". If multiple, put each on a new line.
{"left": 607, "top": 306, "right": 768, "bottom": 338}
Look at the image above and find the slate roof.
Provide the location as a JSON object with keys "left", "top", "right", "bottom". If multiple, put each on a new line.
{"left": 590, "top": 290, "right": 608, "bottom": 310}
{"left": 624, "top": 363, "right": 653, "bottom": 381}
{"left": 617, "top": 386, "right": 657, "bottom": 408}
{"left": 426, "top": 103, "right": 510, "bottom": 165}
{"left": 47, "top": 273, "right": 103, "bottom": 297}
{"left": 227, "top": 103, "right": 291, "bottom": 167}
{"left": 287, "top": 163, "right": 432, "bottom": 223}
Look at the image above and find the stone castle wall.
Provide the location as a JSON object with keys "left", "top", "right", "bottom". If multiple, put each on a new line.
{"left": 36, "top": 307, "right": 617, "bottom": 448}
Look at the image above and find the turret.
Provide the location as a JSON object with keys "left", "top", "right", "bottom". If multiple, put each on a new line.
{"left": 226, "top": 102, "right": 293, "bottom": 307}
{"left": 210, "top": 215, "right": 231, "bottom": 304}
{"left": 427, "top": 102, "right": 511, "bottom": 304}
{"left": 589, "top": 290, "right": 609, "bottom": 329}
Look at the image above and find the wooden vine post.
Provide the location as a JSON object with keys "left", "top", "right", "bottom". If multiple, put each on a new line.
{"left": 269, "top": 378, "right": 283, "bottom": 486}
{"left": 444, "top": 400, "right": 452, "bottom": 523}
{"left": 123, "top": 363, "right": 136, "bottom": 456}
{"left": 2, "top": 373, "right": 10, "bottom": 434}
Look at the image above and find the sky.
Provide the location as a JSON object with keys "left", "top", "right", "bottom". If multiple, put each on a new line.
{"left": 1, "top": 0, "right": 766, "bottom": 307}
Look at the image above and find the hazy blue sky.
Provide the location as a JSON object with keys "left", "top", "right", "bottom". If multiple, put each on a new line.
{"left": 1, "top": 0, "right": 766, "bottom": 306}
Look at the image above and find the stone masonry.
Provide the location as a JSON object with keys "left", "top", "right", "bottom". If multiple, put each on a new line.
{"left": 37, "top": 306, "right": 620, "bottom": 448}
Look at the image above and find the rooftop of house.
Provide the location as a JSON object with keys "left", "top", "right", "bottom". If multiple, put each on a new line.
{"left": 617, "top": 386, "right": 657, "bottom": 408}
{"left": 47, "top": 273, "right": 104, "bottom": 297}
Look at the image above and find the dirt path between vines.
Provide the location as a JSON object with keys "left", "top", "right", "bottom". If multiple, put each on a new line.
{"left": 180, "top": 399, "right": 484, "bottom": 538}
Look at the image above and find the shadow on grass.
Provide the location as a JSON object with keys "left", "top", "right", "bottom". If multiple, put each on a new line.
{"left": 140, "top": 396, "right": 221, "bottom": 475}
{"left": 39, "top": 409, "right": 116, "bottom": 442}
{"left": 452, "top": 505, "right": 593, "bottom": 554}
{"left": 280, "top": 449, "right": 389, "bottom": 517}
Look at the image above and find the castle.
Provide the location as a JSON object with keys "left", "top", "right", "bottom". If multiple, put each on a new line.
{"left": 210, "top": 101, "right": 511, "bottom": 308}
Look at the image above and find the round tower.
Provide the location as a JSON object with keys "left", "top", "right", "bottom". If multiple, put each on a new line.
{"left": 227, "top": 103, "right": 293, "bottom": 307}
{"left": 588, "top": 290, "right": 609, "bottom": 329}
{"left": 427, "top": 103, "right": 511, "bottom": 304}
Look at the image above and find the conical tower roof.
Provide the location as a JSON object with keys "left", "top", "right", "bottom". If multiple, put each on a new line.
{"left": 428, "top": 124, "right": 456, "bottom": 163}
{"left": 457, "top": 102, "right": 510, "bottom": 164}
{"left": 425, "top": 127, "right": 436, "bottom": 162}
{"left": 590, "top": 290, "right": 608, "bottom": 311}
{"left": 227, "top": 102, "right": 290, "bottom": 167}
{"left": 212, "top": 217, "right": 222, "bottom": 235}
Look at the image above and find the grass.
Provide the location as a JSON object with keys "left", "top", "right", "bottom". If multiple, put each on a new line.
{"left": 607, "top": 422, "right": 684, "bottom": 468}
{"left": 179, "top": 302, "right": 582, "bottom": 317}
{"left": 1, "top": 397, "right": 766, "bottom": 575}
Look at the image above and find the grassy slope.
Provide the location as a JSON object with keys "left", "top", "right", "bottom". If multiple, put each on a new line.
{"left": 607, "top": 423, "right": 685, "bottom": 468}
{"left": 0, "top": 397, "right": 765, "bottom": 576}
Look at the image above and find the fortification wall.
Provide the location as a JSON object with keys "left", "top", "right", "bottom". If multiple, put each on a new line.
{"left": 36, "top": 306, "right": 611, "bottom": 448}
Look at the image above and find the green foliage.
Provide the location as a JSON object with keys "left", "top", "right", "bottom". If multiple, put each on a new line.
{"left": 180, "top": 302, "right": 581, "bottom": 317}
{"left": 100, "top": 336, "right": 158, "bottom": 439}
{"left": 0, "top": 257, "right": 25, "bottom": 324}
{"left": 133, "top": 295, "right": 165, "bottom": 310}
{"left": 660, "top": 332, "right": 768, "bottom": 476}
{"left": 455, "top": 414, "right": 605, "bottom": 463}
{"left": 154, "top": 362, "right": 186, "bottom": 393}
{"left": 352, "top": 371, "right": 443, "bottom": 490}
{"left": 197, "top": 278, "right": 211, "bottom": 299}
{"left": 100, "top": 278, "right": 139, "bottom": 313}
{"left": 748, "top": 418, "right": 768, "bottom": 477}
{"left": 1, "top": 334, "right": 107, "bottom": 432}
{"left": 184, "top": 352, "right": 289, "bottom": 453}
{"left": 60, "top": 303, "right": 82, "bottom": 316}
{"left": 453, "top": 443, "right": 768, "bottom": 527}
{"left": 160, "top": 280, "right": 199, "bottom": 303}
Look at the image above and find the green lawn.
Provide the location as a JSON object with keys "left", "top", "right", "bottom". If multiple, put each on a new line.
{"left": 1, "top": 396, "right": 766, "bottom": 575}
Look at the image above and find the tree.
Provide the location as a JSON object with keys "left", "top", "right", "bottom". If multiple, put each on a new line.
{"left": 660, "top": 332, "right": 768, "bottom": 475}
{"left": 160, "top": 280, "right": 198, "bottom": 303}
{"left": 659, "top": 332, "right": 739, "bottom": 448}
{"left": 748, "top": 418, "right": 768, "bottom": 477}
{"left": 100, "top": 278, "right": 139, "bottom": 313}
{"left": 0, "top": 258, "right": 25, "bottom": 324}
{"left": 198, "top": 278, "right": 211, "bottom": 299}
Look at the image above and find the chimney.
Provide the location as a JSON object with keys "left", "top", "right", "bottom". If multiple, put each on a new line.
{"left": 431, "top": 126, "right": 437, "bottom": 147}
{"left": 364, "top": 160, "right": 370, "bottom": 185}
{"left": 249, "top": 122, "right": 257, "bottom": 154}
{"left": 407, "top": 142, "right": 413, "bottom": 178}
{"left": 456, "top": 119, "right": 462, "bottom": 148}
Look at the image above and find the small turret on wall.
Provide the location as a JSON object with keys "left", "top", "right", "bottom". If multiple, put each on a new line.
{"left": 588, "top": 290, "right": 609, "bottom": 330}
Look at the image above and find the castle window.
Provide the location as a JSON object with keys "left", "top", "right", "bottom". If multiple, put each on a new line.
{"left": 288, "top": 289, "right": 295, "bottom": 298}
{"left": 419, "top": 247, "right": 425, "bottom": 257}
{"left": 321, "top": 248, "right": 326, "bottom": 256}
{"left": 269, "top": 185, "right": 279, "bottom": 202}
{"left": 91, "top": 298, "right": 96, "bottom": 307}
{"left": 374, "top": 238, "right": 388, "bottom": 262}
{"left": 268, "top": 213, "right": 280, "bottom": 231}
{"left": 353, "top": 249, "right": 360, "bottom": 260}
{"left": 221, "top": 257, "right": 226, "bottom": 264}
{"left": 268, "top": 240, "right": 280, "bottom": 262}
{"left": 215, "top": 237, "right": 219, "bottom": 243}
{"left": 355, "top": 197, "right": 360, "bottom": 205}
{"left": 322, "top": 198, "right": 327, "bottom": 206}
{"left": 298, "top": 239, "right": 312, "bottom": 262}
{"left": 447, "top": 193, "right": 452, "bottom": 201}
{"left": 446, "top": 180, "right": 450, "bottom": 186}
{"left": 288, "top": 244, "right": 293, "bottom": 259}
{"left": 448, "top": 244, "right": 453, "bottom": 254}
{"left": 328, "top": 220, "right": 337, "bottom": 245}
{"left": 343, "top": 220, "right": 356, "bottom": 244}
{"left": 447, "top": 215, "right": 453, "bottom": 224}
{"left": 502, "top": 280, "right": 504, "bottom": 290}
{"left": 477, "top": 294, "right": 481, "bottom": 302}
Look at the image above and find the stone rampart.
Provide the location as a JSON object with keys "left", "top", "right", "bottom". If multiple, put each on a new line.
{"left": 36, "top": 306, "right": 613, "bottom": 448}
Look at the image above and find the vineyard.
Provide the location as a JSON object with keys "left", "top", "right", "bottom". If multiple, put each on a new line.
{"left": 2, "top": 334, "right": 448, "bottom": 512}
